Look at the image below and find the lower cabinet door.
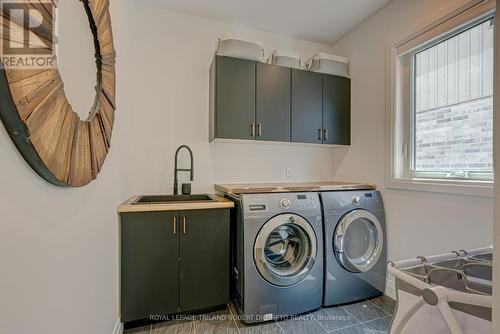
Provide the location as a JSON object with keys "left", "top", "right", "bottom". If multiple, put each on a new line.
{"left": 121, "top": 211, "right": 180, "bottom": 322}
{"left": 179, "top": 209, "right": 230, "bottom": 312}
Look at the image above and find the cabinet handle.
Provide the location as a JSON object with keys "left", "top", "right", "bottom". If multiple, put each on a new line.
{"left": 257, "top": 123, "right": 262, "bottom": 137}
{"left": 323, "top": 129, "right": 328, "bottom": 142}
{"left": 251, "top": 123, "right": 255, "bottom": 137}
{"left": 173, "top": 216, "right": 177, "bottom": 235}
{"left": 183, "top": 216, "right": 187, "bottom": 234}
{"left": 318, "top": 129, "right": 322, "bottom": 141}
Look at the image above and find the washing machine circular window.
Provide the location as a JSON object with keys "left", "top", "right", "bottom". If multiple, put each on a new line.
{"left": 334, "top": 210, "right": 384, "bottom": 273}
{"left": 254, "top": 214, "right": 317, "bottom": 287}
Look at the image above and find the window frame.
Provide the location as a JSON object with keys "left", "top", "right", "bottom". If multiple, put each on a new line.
{"left": 386, "top": 0, "right": 495, "bottom": 197}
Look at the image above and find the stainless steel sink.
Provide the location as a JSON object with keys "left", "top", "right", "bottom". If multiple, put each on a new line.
{"left": 132, "top": 194, "right": 217, "bottom": 205}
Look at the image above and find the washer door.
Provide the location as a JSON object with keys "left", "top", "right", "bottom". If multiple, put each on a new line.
{"left": 254, "top": 214, "right": 317, "bottom": 287}
{"left": 334, "top": 210, "right": 384, "bottom": 273}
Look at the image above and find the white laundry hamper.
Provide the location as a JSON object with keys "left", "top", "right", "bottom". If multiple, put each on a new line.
{"left": 306, "top": 52, "right": 349, "bottom": 77}
{"left": 388, "top": 247, "right": 492, "bottom": 334}
{"left": 216, "top": 34, "right": 265, "bottom": 62}
{"left": 268, "top": 49, "right": 301, "bottom": 69}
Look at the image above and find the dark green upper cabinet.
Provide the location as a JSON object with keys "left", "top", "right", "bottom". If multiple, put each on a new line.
{"left": 291, "top": 69, "right": 323, "bottom": 144}
{"left": 121, "top": 211, "right": 179, "bottom": 322}
{"left": 323, "top": 75, "right": 351, "bottom": 145}
{"left": 179, "top": 209, "right": 230, "bottom": 312}
{"left": 209, "top": 55, "right": 350, "bottom": 146}
{"left": 211, "top": 56, "right": 256, "bottom": 140}
{"left": 256, "top": 63, "right": 291, "bottom": 142}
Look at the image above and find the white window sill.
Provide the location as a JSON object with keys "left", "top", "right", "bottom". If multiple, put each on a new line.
{"left": 386, "top": 177, "right": 493, "bottom": 197}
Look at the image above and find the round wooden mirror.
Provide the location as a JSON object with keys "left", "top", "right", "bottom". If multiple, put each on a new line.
{"left": 0, "top": 0, "right": 116, "bottom": 187}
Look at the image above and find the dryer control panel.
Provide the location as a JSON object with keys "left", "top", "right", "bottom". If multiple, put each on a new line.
{"left": 320, "top": 190, "right": 384, "bottom": 214}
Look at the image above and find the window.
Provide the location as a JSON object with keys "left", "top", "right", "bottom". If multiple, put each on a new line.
{"left": 389, "top": 0, "right": 495, "bottom": 195}
{"left": 411, "top": 17, "right": 494, "bottom": 181}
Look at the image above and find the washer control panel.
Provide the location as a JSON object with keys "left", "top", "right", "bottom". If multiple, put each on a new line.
{"left": 242, "top": 192, "right": 321, "bottom": 218}
{"left": 295, "top": 193, "right": 317, "bottom": 209}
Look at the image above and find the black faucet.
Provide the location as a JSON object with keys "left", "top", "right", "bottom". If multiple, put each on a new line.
{"left": 173, "top": 145, "right": 194, "bottom": 195}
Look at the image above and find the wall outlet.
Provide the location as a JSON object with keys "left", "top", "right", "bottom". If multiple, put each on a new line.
{"left": 286, "top": 167, "right": 292, "bottom": 178}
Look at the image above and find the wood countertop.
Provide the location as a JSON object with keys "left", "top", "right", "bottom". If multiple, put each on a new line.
{"left": 215, "top": 181, "right": 376, "bottom": 195}
{"left": 118, "top": 194, "right": 234, "bottom": 213}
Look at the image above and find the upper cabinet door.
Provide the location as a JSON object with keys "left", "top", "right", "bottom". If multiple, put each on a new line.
{"left": 120, "top": 211, "right": 180, "bottom": 322}
{"left": 179, "top": 209, "right": 230, "bottom": 312}
{"left": 323, "top": 75, "right": 351, "bottom": 145}
{"left": 256, "top": 63, "right": 291, "bottom": 142}
{"left": 215, "top": 56, "right": 256, "bottom": 140}
{"left": 291, "top": 70, "right": 323, "bottom": 143}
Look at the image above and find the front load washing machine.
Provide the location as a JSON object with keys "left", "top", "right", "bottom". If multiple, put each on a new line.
{"left": 320, "top": 190, "right": 387, "bottom": 306}
{"left": 230, "top": 192, "right": 323, "bottom": 323}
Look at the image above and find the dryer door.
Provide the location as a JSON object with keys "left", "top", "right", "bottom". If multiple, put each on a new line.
{"left": 334, "top": 210, "right": 384, "bottom": 273}
{"left": 254, "top": 213, "right": 317, "bottom": 287}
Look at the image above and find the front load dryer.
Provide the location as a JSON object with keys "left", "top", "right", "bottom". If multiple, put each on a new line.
{"left": 320, "top": 190, "right": 387, "bottom": 306}
{"left": 231, "top": 192, "right": 323, "bottom": 323}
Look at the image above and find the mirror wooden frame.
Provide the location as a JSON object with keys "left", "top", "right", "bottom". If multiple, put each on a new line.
{"left": 0, "top": 0, "right": 116, "bottom": 187}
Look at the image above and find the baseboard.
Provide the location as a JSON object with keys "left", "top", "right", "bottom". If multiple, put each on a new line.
{"left": 112, "top": 318, "right": 123, "bottom": 334}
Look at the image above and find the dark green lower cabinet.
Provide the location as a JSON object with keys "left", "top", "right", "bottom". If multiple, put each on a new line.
{"left": 180, "top": 210, "right": 230, "bottom": 312}
{"left": 120, "top": 209, "right": 230, "bottom": 323}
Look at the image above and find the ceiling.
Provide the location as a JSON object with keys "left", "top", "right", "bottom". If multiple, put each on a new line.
{"left": 146, "top": 0, "right": 392, "bottom": 45}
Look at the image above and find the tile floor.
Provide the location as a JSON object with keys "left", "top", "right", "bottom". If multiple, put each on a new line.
{"left": 124, "top": 296, "right": 396, "bottom": 334}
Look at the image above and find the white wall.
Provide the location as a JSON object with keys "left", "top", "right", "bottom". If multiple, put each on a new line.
{"left": 0, "top": 2, "right": 339, "bottom": 334}
{"left": 330, "top": 0, "right": 494, "bottom": 295}
{"left": 122, "top": 2, "right": 340, "bottom": 193}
